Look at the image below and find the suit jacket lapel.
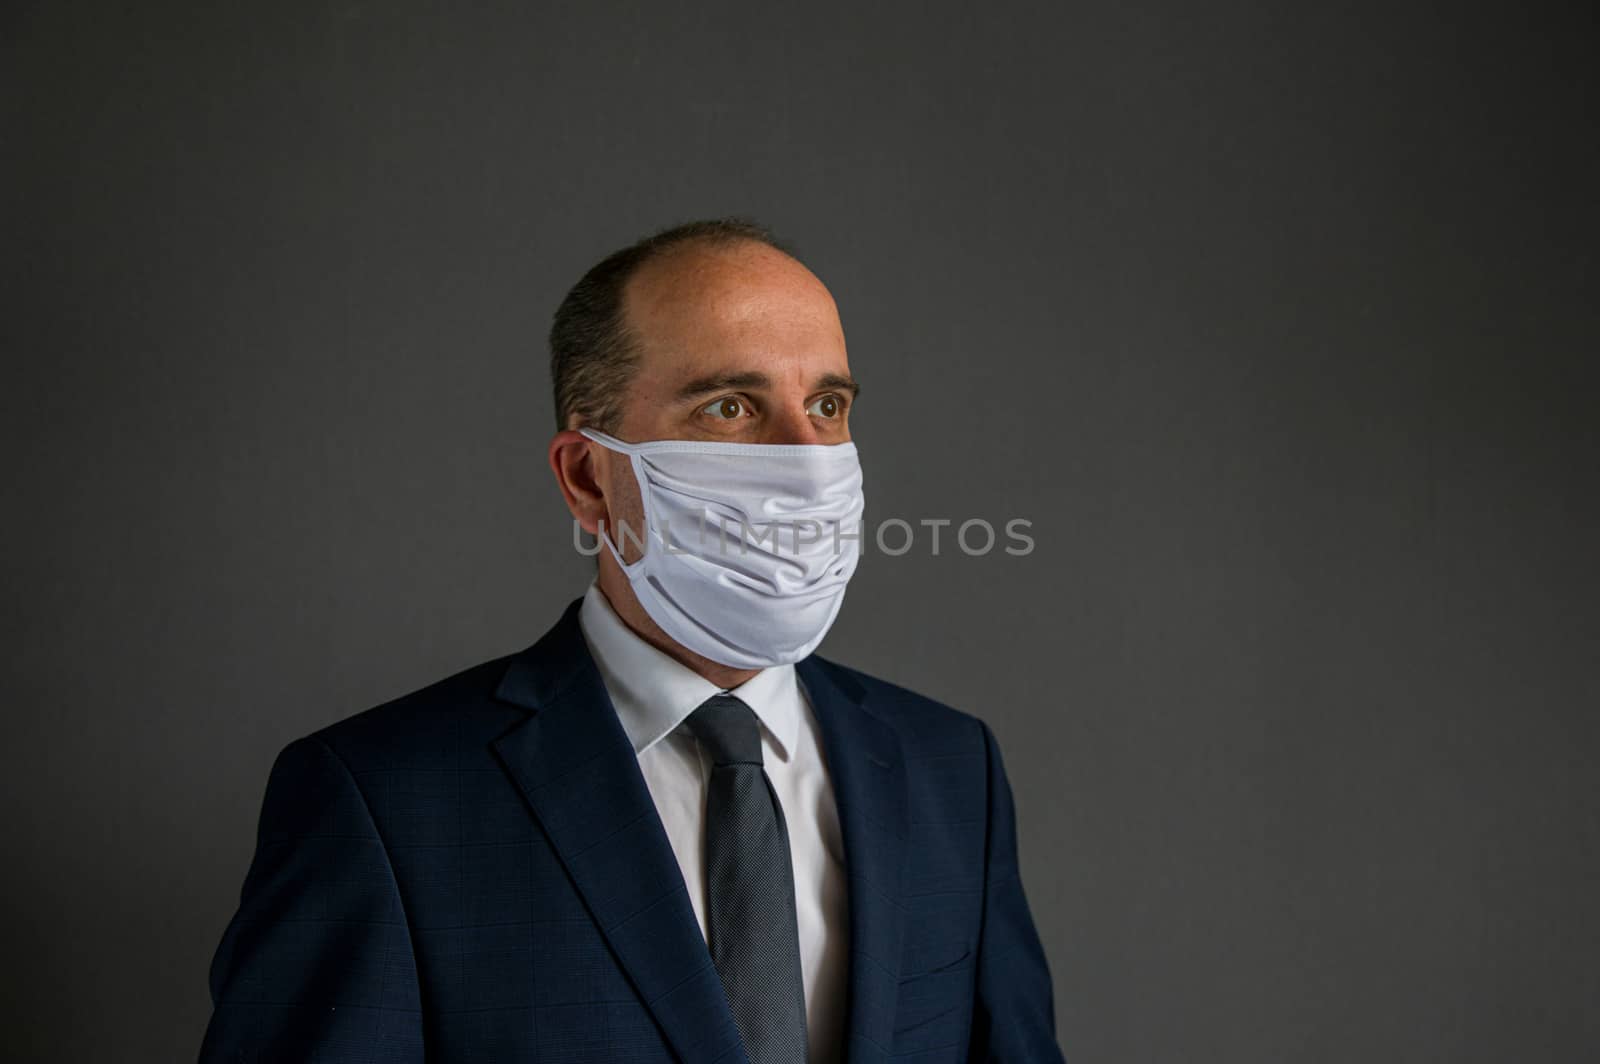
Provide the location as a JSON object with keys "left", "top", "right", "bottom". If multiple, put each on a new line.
{"left": 798, "top": 656, "right": 910, "bottom": 1062}
{"left": 492, "top": 600, "right": 746, "bottom": 1064}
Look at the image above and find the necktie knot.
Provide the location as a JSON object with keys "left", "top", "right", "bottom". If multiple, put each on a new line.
{"left": 689, "top": 694, "right": 763, "bottom": 767}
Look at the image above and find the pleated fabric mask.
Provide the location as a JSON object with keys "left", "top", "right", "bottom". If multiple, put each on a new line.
{"left": 579, "top": 428, "right": 865, "bottom": 668}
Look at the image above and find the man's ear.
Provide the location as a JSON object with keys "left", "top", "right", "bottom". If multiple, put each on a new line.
{"left": 549, "top": 429, "right": 608, "bottom": 534}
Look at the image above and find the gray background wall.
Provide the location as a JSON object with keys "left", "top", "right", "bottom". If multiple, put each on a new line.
{"left": 4, "top": 2, "right": 1595, "bottom": 1061}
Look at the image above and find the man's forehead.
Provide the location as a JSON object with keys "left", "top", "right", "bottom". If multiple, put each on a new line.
{"left": 622, "top": 243, "right": 848, "bottom": 380}
{"left": 626, "top": 243, "right": 837, "bottom": 332}
{"left": 633, "top": 346, "right": 854, "bottom": 398}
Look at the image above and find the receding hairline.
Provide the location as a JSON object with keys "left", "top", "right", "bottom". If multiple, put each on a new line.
{"left": 548, "top": 218, "right": 811, "bottom": 431}
{"left": 626, "top": 233, "right": 821, "bottom": 297}
{"left": 618, "top": 235, "right": 835, "bottom": 330}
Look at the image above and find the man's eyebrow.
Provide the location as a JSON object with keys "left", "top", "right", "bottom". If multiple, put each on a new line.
{"left": 674, "top": 372, "right": 772, "bottom": 401}
{"left": 672, "top": 369, "right": 861, "bottom": 402}
{"left": 815, "top": 372, "right": 860, "bottom": 398}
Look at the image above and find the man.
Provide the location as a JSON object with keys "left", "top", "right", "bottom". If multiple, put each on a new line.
{"left": 200, "top": 219, "right": 1063, "bottom": 1062}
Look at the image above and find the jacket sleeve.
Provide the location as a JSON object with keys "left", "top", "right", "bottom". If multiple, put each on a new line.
{"left": 199, "top": 735, "right": 424, "bottom": 1064}
{"left": 967, "top": 719, "right": 1066, "bottom": 1062}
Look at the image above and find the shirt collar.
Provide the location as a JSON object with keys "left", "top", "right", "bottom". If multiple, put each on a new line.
{"left": 577, "top": 582, "right": 800, "bottom": 762}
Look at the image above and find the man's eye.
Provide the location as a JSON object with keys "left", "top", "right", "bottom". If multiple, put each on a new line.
{"left": 703, "top": 396, "right": 748, "bottom": 420}
{"left": 806, "top": 393, "right": 844, "bottom": 419}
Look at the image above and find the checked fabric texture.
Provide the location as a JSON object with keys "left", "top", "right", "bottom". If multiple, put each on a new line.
{"left": 198, "top": 599, "right": 1065, "bottom": 1062}
{"left": 689, "top": 694, "right": 810, "bottom": 1064}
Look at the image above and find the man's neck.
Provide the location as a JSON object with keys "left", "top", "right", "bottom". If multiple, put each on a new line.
{"left": 594, "top": 564, "right": 761, "bottom": 690}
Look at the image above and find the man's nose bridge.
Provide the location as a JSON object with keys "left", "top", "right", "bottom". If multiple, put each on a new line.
{"left": 762, "top": 404, "right": 821, "bottom": 445}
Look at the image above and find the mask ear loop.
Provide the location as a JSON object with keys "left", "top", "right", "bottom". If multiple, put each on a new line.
{"left": 578, "top": 427, "right": 645, "bottom": 455}
{"left": 579, "top": 428, "right": 653, "bottom": 570}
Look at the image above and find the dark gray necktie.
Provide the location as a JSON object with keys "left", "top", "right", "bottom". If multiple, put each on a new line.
{"left": 687, "top": 694, "right": 809, "bottom": 1064}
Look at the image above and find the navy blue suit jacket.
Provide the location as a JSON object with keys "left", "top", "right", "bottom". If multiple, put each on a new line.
{"left": 201, "top": 600, "right": 1063, "bottom": 1062}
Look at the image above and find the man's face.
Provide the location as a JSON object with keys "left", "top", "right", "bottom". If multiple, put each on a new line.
{"left": 596, "top": 240, "right": 857, "bottom": 560}
{"left": 614, "top": 241, "right": 856, "bottom": 445}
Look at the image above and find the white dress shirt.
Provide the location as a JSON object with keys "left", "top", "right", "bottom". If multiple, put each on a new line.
{"left": 577, "top": 582, "right": 849, "bottom": 1063}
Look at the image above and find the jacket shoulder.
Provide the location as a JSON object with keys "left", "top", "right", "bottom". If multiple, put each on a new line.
{"left": 298, "top": 650, "right": 530, "bottom": 773}
{"left": 807, "top": 655, "right": 988, "bottom": 757}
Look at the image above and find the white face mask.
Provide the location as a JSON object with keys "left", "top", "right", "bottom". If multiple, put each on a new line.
{"left": 579, "top": 427, "right": 865, "bottom": 669}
